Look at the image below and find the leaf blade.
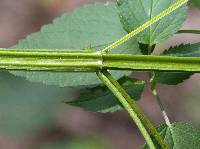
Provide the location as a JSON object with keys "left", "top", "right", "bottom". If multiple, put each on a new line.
{"left": 144, "top": 123, "right": 200, "bottom": 149}
{"left": 66, "top": 76, "right": 145, "bottom": 113}
{"left": 117, "top": 0, "right": 187, "bottom": 45}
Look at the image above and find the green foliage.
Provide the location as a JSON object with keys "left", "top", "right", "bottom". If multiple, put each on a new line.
{"left": 162, "top": 43, "right": 200, "bottom": 57}
{"left": 144, "top": 123, "right": 200, "bottom": 149}
{"left": 12, "top": 2, "right": 140, "bottom": 87}
{"left": 191, "top": 0, "right": 200, "bottom": 8}
{"left": 117, "top": 0, "right": 187, "bottom": 45}
{"left": 66, "top": 76, "right": 145, "bottom": 113}
{"left": 154, "top": 43, "right": 200, "bottom": 85}
{"left": 1, "top": 0, "right": 200, "bottom": 148}
{"left": 0, "top": 71, "right": 76, "bottom": 136}
{"left": 153, "top": 72, "right": 192, "bottom": 85}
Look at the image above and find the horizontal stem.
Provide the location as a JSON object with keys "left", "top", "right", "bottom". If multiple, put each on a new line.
{"left": 0, "top": 49, "right": 200, "bottom": 72}
{"left": 0, "top": 49, "right": 102, "bottom": 71}
{"left": 103, "top": 54, "right": 200, "bottom": 72}
{"left": 177, "top": 30, "right": 200, "bottom": 34}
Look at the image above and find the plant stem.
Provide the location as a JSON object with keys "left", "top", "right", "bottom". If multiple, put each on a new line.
{"left": 0, "top": 49, "right": 102, "bottom": 71}
{"left": 1, "top": 49, "right": 200, "bottom": 72}
{"left": 97, "top": 70, "right": 168, "bottom": 149}
{"left": 97, "top": 70, "right": 155, "bottom": 149}
{"left": 152, "top": 88, "right": 171, "bottom": 127}
{"left": 177, "top": 30, "right": 200, "bottom": 34}
{"left": 103, "top": 54, "right": 200, "bottom": 72}
{"left": 150, "top": 72, "right": 171, "bottom": 127}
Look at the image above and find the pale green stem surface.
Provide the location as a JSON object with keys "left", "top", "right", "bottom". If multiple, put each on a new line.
{"left": 152, "top": 88, "right": 172, "bottom": 128}
{"left": 150, "top": 72, "right": 172, "bottom": 128}
{"left": 97, "top": 70, "right": 155, "bottom": 149}
{"left": 97, "top": 70, "right": 168, "bottom": 149}
{"left": 0, "top": 49, "right": 200, "bottom": 72}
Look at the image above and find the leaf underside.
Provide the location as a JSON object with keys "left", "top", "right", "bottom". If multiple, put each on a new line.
{"left": 11, "top": 2, "right": 141, "bottom": 87}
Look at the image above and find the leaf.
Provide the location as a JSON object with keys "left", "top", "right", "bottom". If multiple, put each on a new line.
{"left": 11, "top": 2, "right": 141, "bottom": 87}
{"left": 117, "top": 0, "right": 187, "bottom": 45}
{"left": 66, "top": 76, "right": 145, "bottom": 113}
{"left": 153, "top": 72, "right": 192, "bottom": 85}
{"left": 0, "top": 70, "right": 76, "bottom": 136}
{"left": 154, "top": 43, "right": 200, "bottom": 85}
{"left": 162, "top": 43, "right": 200, "bottom": 57}
{"left": 191, "top": 0, "right": 200, "bottom": 8}
{"left": 144, "top": 123, "right": 200, "bottom": 149}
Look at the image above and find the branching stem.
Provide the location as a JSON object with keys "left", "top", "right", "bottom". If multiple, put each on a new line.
{"left": 97, "top": 70, "right": 168, "bottom": 149}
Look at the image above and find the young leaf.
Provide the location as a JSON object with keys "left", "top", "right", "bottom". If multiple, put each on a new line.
{"left": 117, "top": 0, "right": 187, "bottom": 45}
{"left": 154, "top": 43, "right": 200, "bottom": 85}
{"left": 11, "top": 2, "right": 140, "bottom": 87}
{"left": 0, "top": 70, "right": 76, "bottom": 136}
{"left": 66, "top": 76, "right": 145, "bottom": 113}
{"left": 144, "top": 123, "right": 200, "bottom": 149}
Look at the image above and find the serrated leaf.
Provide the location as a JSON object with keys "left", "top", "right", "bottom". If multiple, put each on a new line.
{"left": 117, "top": 0, "right": 187, "bottom": 45}
{"left": 0, "top": 70, "right": 75, "bottom": 136}
{"left": 144, "top": 123, "right": 200, "bottom": 149}
{"left": 66, "top": 76, "right": 145, "bottom": 113}
{"left": 154, "top": 43, "right": 200, "bottom": 85}
{"left": 162, "top": 43, "right": 200, "bottom": 57}
{"left": 11, "top": 2, "right": 141, "bottom": 87}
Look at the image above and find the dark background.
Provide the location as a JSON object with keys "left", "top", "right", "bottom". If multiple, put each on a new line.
{"left": 0, "top": 0, "right": 200, "bottom": 148}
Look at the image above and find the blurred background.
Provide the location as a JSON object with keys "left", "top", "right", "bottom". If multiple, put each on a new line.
{"left": 0, "top": 0, "right": 200, "bottom": 148}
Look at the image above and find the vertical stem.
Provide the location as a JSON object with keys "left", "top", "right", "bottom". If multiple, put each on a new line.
{"left": 151, "top": 87, "right": 171, "bottom": 128}
{"left": 97, "top": 70, "right": 155, "bottom": 149}
{"left": 150, "top": 73, "right": 171, "bottom": 127}
{"left": 97, "top": 70, "right": 168, "bottom": 148}
{"left": 148, "top": 41, "right": 171, "bottom": 128}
